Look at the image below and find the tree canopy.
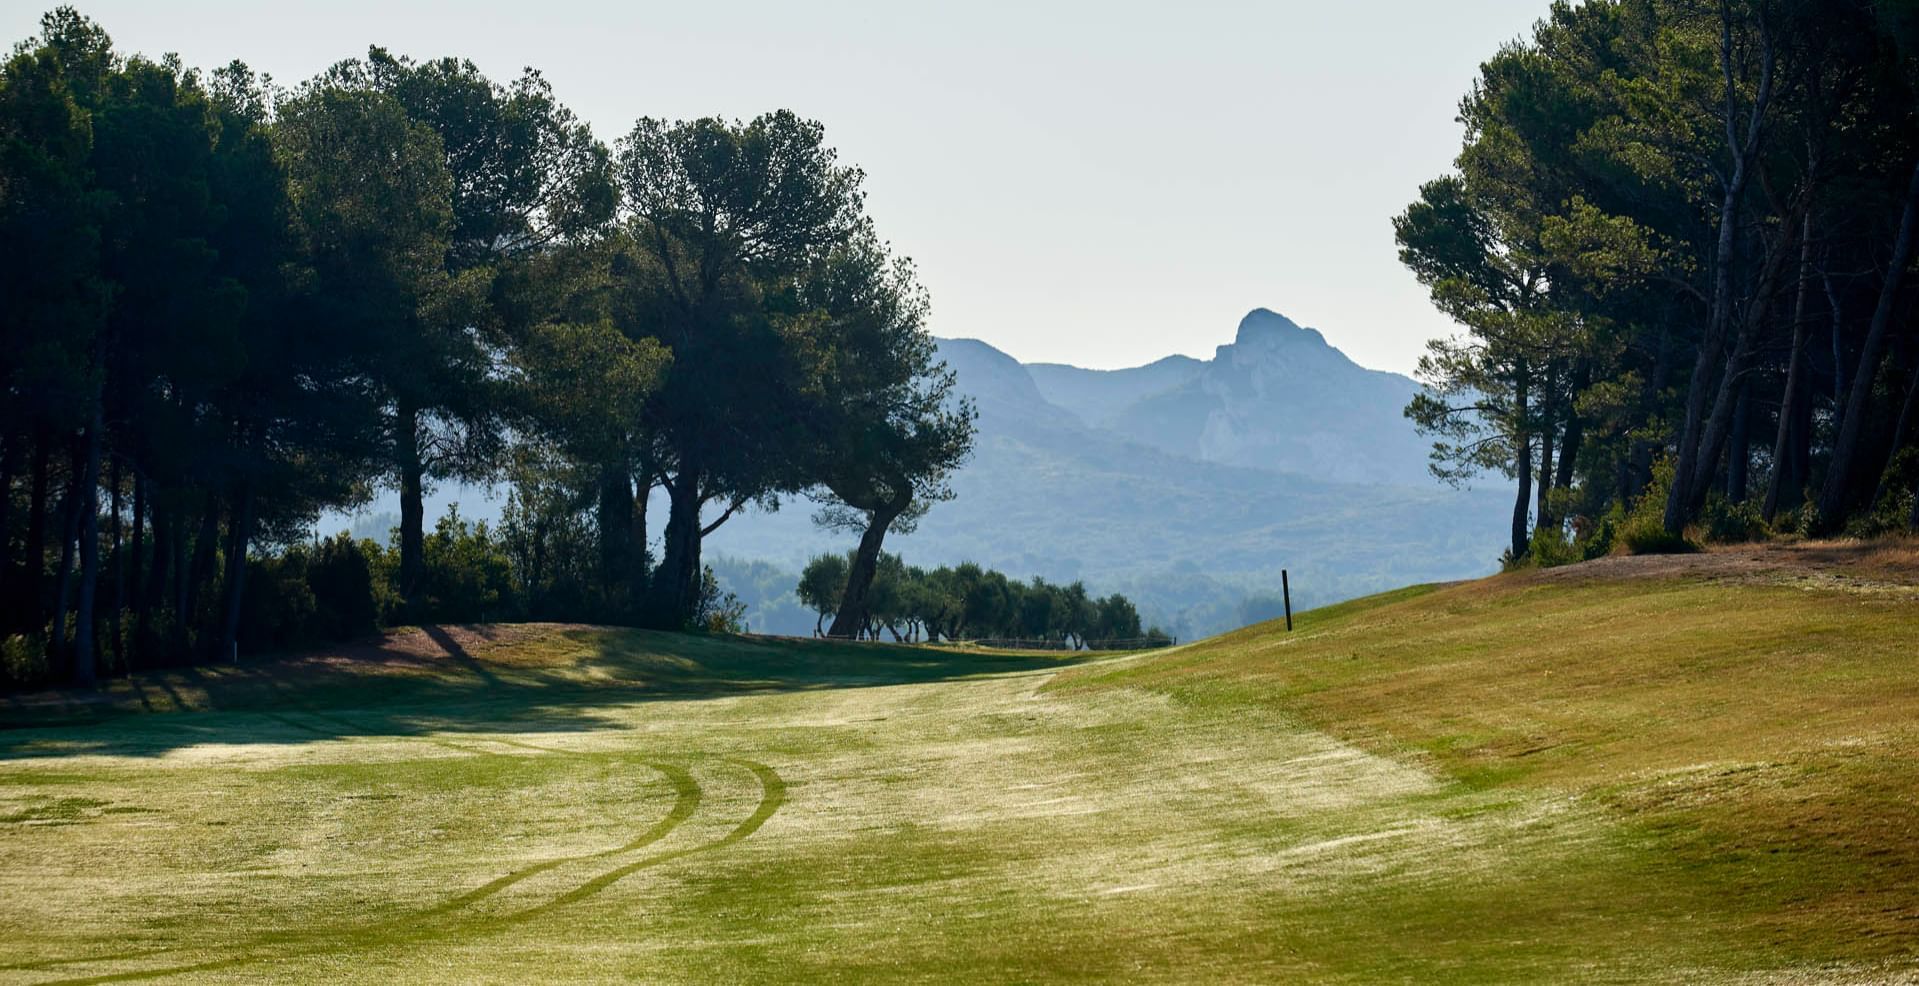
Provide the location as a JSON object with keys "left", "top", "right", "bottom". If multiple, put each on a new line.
{"left": 0, "top": 8, "right": 973, "bottom": 687}
{"left": 794, "top": 551, "right": 1162, "bottom": 649}
{"left": 1401, "top": 0, "right": 1919, "bottom": 560}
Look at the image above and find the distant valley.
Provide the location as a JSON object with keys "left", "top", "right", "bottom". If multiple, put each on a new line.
{"left": 703, "top": 309, "right": 1505, "bottom": 637}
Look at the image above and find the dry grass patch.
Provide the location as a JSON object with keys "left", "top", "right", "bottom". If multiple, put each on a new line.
{"left": 4, "top": 560, "right": 1916, "bottom": 982}
{"left": 1055, "top": 548, "right": 1919, "bottom": 964}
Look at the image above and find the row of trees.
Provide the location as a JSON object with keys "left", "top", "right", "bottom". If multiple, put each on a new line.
{"left": 794, "top": 551, "right": 1164, "bottom": 648}
{"left": 1400, "top": 0, "right": 1919, "bottom": 559}
{"left": 0, "top": 9, "right": 973, "bottom": 687}
{"left": 228, "top": 512, "right": 751, "bottom": 663}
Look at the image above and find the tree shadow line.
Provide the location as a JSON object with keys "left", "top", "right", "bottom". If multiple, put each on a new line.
{"left": 0, "top": 624, "right": 1091, "bottom": 760}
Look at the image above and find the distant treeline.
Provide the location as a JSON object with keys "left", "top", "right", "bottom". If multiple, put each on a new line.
{"left": 1400, "top": 0, "right": 1919, "bottom": 561}
{"left": 0, "top": 9, "right": 974, "bottom": 688}
{"left": 794, "top": 551, "right": 1166, "bottom": 648}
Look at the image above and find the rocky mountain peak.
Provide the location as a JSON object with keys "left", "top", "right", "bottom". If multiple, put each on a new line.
{"left": 1235, "top": 308, "right": 1327, "bottom": 354}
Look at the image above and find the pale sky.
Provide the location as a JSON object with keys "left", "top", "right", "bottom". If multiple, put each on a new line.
{"left": 4, "top": 1, "right": 1546, "bottom": 374}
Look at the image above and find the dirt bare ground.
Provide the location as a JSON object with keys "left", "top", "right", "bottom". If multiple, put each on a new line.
{"left": 1523, "top": 538, "right": 1919, "bottom": 594}
{"left": 0, "top": 623, "right": 606, "bottom": 720}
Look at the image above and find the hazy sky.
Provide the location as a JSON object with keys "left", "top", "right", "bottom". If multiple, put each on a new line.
{"left": 4, "top": 1, "right": 1547, "bottom": 373}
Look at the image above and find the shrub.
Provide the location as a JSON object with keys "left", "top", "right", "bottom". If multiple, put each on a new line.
{"left": 230, "top": 534, "right": 383, "bottom": 654}
{"left": 306, "top": 533, "right": 380, "bottom": 640}
{"left": 139, "top": 608, "right": 192, "bottom": 669}
{"left": 1843, "top": 498, "right": 1917, "bottom": 540}
{"left": 693, "top": 565, "right": 747, "bottom": 634}
{"left": 238, "top": 550, "right": 319, "bottom": 653}
{"left": 1842, "top": 448, "right": 1919, "bottom": 539}
{"left": 1619, "top": 515, "right": 1696, "bottom": 554}
{"left": 499, "top": 475, "right": 607, "bottom": 622}
{"left": 1619, "top": 458, "right": 1698, "bottom": 554}
{"left": 1581, "top": 515, "right": 1617, "bottom": 560}
{"left": 1528, "top": 525, "right": 1583, "bottom": 569}
{"left": 1, "top": 634, "right": 49, "bottom": 689}
{"left": 1701, "top": 495, "right": 1767, "bottom": 544}
{"left": 414, "top": 509, "right": 520, "bottom": 624}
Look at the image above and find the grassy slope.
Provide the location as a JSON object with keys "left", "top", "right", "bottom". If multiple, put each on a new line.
{"left": 1057, "top": 543, "right": 1919, "bottom": 975}
{"left": 1, "top": 543, "right": 1916, "bottom": 983}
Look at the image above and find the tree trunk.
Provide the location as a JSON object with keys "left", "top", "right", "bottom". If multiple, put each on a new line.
{"left": 23, "top": 427, "right": 50, "bottom": 633}
{"left": 129, "top": 470, "right": 145, "bottom": 670}
{"left": 1510, "top": 367, "right": 1532, "bottom": 561}
{"left": 184, "top": 495, "right": 220, "bottom": 641}
{"left": 1874, "top": 361, "right": 1919, "bottom": 510}
{"left": 1726, "top": 382, "right": 1751, "bottom": 504}
{"left": 396, "top": 403, "right": 425, "bottom": 601}
{"left": 1629, "top": 323, "right": 1674, "bottom": 502}
{"left": 1536, "top": 416, "right": 1556, "bottom": 534}
{"left": 1667, "top": 12, "right": 1773, "bottom": 534}
{"left": 1512, "top": 438, "right": 1534, "bottom": 562}
{"left": 1687, "top": 337, "right": 1755, "bottom": 519}
{"left": 828, "top": 495, "right": 908, "bottom": 639}
{"left": 171, "top": 508, "right": 190, "bottom": 649}
{"left": 108, "top": 453, "right": 123, "bottom": 668}
{"left": 72, "top": 412, "right": 102, "bottom": 688}
{"left": 219, "top": 484, "right": 253, "bottom": 662}
{"left": 527, "top": 516, "right": 549, "bottom": 616}
{"left": 49, "top": 437, "right": 85, "bottom": 670}
{"left": 1819, "top": 157, "right": 1919, "bottom": 526}
{"left": 1687, "top": 224, "right": 1799, "bottom": 517}
{"left": 649, "top": 466, "right": 703, "bottom": 630}
{"left": 1764, "top": 217, "right": 1815, "bottom": 520}
{"left": 1666, "top": 210, "right": 1742, "bottom": 532}
{"left": 0, "top": 430, "right": 15, "bottom": 597}
{"left": 1826, "top": 267, "right": 1847, "bottom": 409}
{"left": 634, "top": 455, "right": 653, "bottom": 589}
{"left": 1554, "top": 362, "right": 1587, "bottom": 494}
{"left": 1668, "top": 319, "right": 1730, "bottom": 531}
{"left": 145, "top": 495, "right": 170, "bottom": 639}
{"left": 144, "top": 495, "right": 169, "bottom": 658}
{"left": 596, "top": 462, "right": 636, "bottom": 595}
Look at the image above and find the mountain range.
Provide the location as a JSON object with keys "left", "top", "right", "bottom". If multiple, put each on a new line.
{"left": 703, "top": 309, "right": 1505, "bottom": 637}
{"left": 1024, "top": 308, "right": 1437, "bottom": 485}
{"left": 332, "top": 308, "right": 1506, "bottom": 639}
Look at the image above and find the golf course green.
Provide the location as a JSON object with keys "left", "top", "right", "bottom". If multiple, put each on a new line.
{"left": 4, "top": 543, "right": 1918, "bottom": 983}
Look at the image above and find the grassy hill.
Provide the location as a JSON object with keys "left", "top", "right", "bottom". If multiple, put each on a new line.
{"left": 2, "top": 541, "right": 1916, "bottom": 983}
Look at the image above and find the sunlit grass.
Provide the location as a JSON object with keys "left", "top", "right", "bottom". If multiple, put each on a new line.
{"left": 2, "top": 549, "right": 1915, "bottom": 983}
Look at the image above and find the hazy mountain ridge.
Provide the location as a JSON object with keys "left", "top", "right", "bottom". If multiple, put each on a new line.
{"left": 1049, "top": 309, "right": 1439, "bottom": 486}
{"left": 333, "top": 310, "right": 1505, "bottom": 639}
{"left": 705, "top": 314, "right": 1504, "bottom": 637}
{"left": 1026, "top": 354, "right": 1204, "bottom": 429}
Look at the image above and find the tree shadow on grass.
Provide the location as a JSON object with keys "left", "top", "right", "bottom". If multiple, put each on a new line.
{"left": 0, "top": 624, "right": 1094, "bottom": 760}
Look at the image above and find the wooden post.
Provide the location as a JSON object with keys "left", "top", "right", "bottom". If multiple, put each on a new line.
{"left": 1282, "top": 569, "right": 1293, "bottom": 632}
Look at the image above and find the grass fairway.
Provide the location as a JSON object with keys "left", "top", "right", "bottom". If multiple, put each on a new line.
{"left": 3, "top": 544, "right": 1918, "bottom": 983}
